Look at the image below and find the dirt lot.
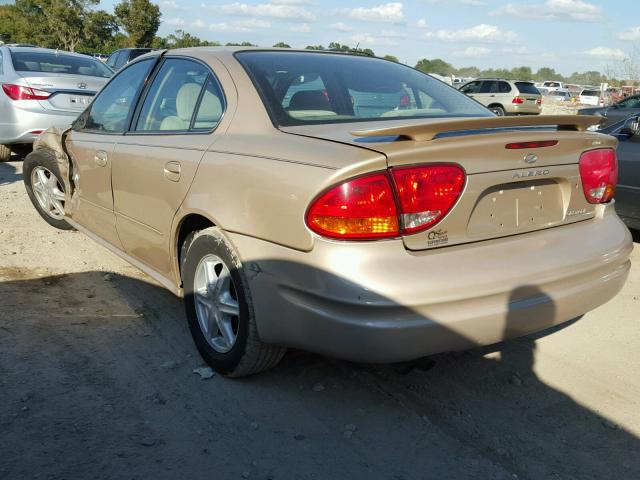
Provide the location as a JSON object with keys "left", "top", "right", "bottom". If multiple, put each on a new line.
{"left": 1, "top": 157, "right": 639, "bottom": 480}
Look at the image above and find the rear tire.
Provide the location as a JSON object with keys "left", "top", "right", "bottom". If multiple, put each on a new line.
{"left": 23, "top": 149, "right": 74, "bottom": 230}
{"left": 182, "top": 227, "right": 286, "bottom": 377}
{"left": 490, "top": 105, "right": 505, "bottom": 116}
{"left": 0, "top": 144, "right": 11, "bottom": 162}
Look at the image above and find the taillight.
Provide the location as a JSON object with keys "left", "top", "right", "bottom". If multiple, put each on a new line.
{"left": 391, "top": 165, "right": 465, "bottom": 233}
{"left": 512, "top": 96, "right": 524, "bottom": 104}
{"left": 579, "top": 148, "right": 617, "bottom": 204}
{"left": 306, "top": 173, "right": 399, "bottom": 239}
{"left": 305, "top": 165, "right": 466, "bottom": 240}
{"left": 2, "top": 83, "right": 51, "bottom": 101}
{"left": 536, "top": 98, "right": 542, "bottom": 105}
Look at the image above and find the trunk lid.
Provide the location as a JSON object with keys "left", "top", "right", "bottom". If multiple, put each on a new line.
{"left": 20, "top": 73, "right": 107, "bottom": 113}
{"left": 282, "top": 115, "right": 616, "bottom": 250}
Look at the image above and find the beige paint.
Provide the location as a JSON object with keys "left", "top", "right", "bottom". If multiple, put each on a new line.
{"left": 31, "top": 47, "right": 634, "bottom": 362}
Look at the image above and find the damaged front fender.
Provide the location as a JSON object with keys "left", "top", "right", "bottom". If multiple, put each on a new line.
{"left": 32, "top": 127, "right": 80, "bottom": 216}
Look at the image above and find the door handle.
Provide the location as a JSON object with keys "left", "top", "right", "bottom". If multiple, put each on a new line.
{"left": 94, "top": 150, "right": 108, "bottom": 167}
{"left": 164, "top": 161, "right": 181, "bottom": 182}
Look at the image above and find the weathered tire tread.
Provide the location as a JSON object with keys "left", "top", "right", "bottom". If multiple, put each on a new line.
{"left": 185, "top": 227, "right": 286, "bottom": 377}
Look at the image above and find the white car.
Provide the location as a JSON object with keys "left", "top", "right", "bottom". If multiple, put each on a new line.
{"left": 578, "top": 89, "right": 602, "bottom": 106}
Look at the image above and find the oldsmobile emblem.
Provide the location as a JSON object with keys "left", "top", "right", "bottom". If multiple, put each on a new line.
{"left": 523, "top": 153, "right": 538, "bottom": 164}
{"left": 77, "top": 82, "right": 88, "bottom": 89}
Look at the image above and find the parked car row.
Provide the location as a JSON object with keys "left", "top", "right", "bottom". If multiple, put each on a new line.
{"left": 19, "top": 47, "right": 633, "bottom": 377}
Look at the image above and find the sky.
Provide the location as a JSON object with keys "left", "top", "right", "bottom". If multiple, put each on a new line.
{"left": 65, "top": 1, "right": 640, "bottom": 75}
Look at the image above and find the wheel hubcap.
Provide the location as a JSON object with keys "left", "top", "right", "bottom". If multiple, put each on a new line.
{"left": 193, "top": 254, "right": 240, "bottom": 353}
{"left": 31, "top": 166, "right": 65, "bottom": 220}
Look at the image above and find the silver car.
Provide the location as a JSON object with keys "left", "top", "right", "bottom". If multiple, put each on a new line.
{"left": 0, "top": 46, "right": 113, "bottom": 162}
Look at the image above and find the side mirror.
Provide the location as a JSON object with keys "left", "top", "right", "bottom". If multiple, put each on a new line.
{"left": 620, "top": 116, "right": 640, "bottom": 136}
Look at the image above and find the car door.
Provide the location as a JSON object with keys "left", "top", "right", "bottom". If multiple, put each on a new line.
{"left": 459, "top": 80, "right": 482, "bottom": 99}
{"left": 65, "top": 57, "right": 156, "bottom": 247}
{"left": 111, "top": 57, "right": 226, "bottom": 279}
{"left": 614, "top": 125, "right": 640, "bottom": 224}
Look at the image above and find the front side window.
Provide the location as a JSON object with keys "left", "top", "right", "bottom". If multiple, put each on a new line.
{"left": 135, "top": 58, "right": 223, "bottom": 131}
{"left": 75, "top": 59, "right": 154, "bottom": 133}
{"left": 237, "top": 51, "right": 490, "bottom": 126}
{"left": 10, "top": 51, "right": 113, "bottom": 78}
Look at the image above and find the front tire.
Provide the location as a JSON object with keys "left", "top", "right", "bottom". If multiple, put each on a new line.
{"left": 182, "top": 227, "right": 286, "bottom": 377}
{"left": 23, "top": 149, "right": 73, "bottom": 230}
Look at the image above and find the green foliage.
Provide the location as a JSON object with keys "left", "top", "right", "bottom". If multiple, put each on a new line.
{"left": 164, "top": 29, "right": 220, "bottom": 49}
{"left": 383, "top": 54, "right": 399, "bottom": 63}
{"left": 114, "top": 0, "right": 160, "bottom": 48}
{"left": 225, "top": 42, "right": 257, "bottom": 47}
{"left": 305, "top": 44, "right": 324, "bottom": 50}
{"left": 273, "top": 42, "right": 290, "bottom": 48}
{"left": 415, "top": 58, "right": 455, "bottom": 75}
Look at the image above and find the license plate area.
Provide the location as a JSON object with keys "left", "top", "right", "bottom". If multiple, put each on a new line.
{"left": 467, "top": 179, "right": 564, "bottom": 237}
{"left": 48, "top": 93, "right": 94, "bottom": 111}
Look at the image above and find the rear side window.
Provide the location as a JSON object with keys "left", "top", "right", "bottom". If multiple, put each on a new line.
{"left": 581, "top": 90, "right": 600, "bottom": 96}
{"left": 515, "top": 82, "right": 540, "bottom": 95}
{"left": 498, "top": 82, "right": 512, "bottom": 93}
{"left": 135, "top": 58, "right": 224, "bottom": 132}
{"left": 76, "top": 59, "right": 154, "bottom": 133}
{"left": 236, "top": 51, "right": 490, "bottom": 126}
{"left": 10, "top": 51, "right": 112, "bottom": 78}
{"left": 106, "top": 51, "right": 119, "bottom": 69}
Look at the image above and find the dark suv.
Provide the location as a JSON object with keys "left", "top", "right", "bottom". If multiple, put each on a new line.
{"left": 106, "top": 48, "right": 152, "bottom": 71}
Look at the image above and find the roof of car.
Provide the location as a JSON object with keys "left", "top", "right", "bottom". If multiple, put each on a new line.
{"left": 4, "top": 46, "right": 99, "bottom": 60}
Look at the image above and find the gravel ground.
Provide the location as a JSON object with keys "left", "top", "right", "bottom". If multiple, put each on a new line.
{"left": 1, "top": 157, "right": 639, "bottom": 480}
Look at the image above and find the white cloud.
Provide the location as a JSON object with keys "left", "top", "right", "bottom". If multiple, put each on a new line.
{"left": 290, "top": 23, "right": 311, "bottom": 32}
{"left": 381, "top": 29, "right": 407, "bottom": 38}
{"left": 351, "top": 33, "right": 399, "bottom": 47}
{"left": 453, "top": 46, "right": 491, "bottom": 57}
{"left": 160, "top": 0, "right": 178, "bottom": 8}
{"left": 212, "top": 2, "right": 316, "bottom": 21}
{"left": 164, "top": 17, "right": 186, "bottom": 26}
{"left": 191, "top": 19, "right": 206, "bottom": 29}
{"left": 584, "top": 47, "right": 627, "bottom": 60}
{"left": 271, "top": 0, "right": 312, "bottom": 4}
{"left": 491, "top": 0, "right": 601, "bottom": 22}
{"left": 341, "top": 3, "right": 405, "bottom": 24}
{"left": 209, "top": 18, "right": 272, "bottom": 32}
{"left": 423, "top": 0, "right": 486, "bottom": 5}
{"left": 424, "top": 24, "right": 517, "bottom": 43}
{"left": 416, "top": 19, "right": 428, "bottom": 29}
{"left": 619, "top": 26, "right": 640, "bottom": 41}
{"left": 330, "top": 22, "right": 353, "bottom": 32}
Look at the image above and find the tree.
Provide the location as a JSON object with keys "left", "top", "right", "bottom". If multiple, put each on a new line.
{"left": 82, "top": 10, "right": 118, "bottom": 51}
{"left": 305, "top": 44, "right": 324, "bottom": 50}
{"left": 225, "top": 42, "right": 257, "bottom": 46}
{"left": 273, "top": 42, "right": 290, "bottom": 48}
{"left": 383, "top": 54, "right": 399, "bottom": 62}
{"left": 114, "top": 0, "right": 161, "bottom": 48}
{"left": 415, "top": 58, "right": 454, "bottom": 75}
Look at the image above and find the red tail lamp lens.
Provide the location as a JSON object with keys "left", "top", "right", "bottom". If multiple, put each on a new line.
{"left": 579, "top": 148, "right": 617, "bottom": 204}
{"left": 306, "top": 173, "right": 399, "bottom": 239}
{"left": 512, "top": 96, "right": 524, "bottom": 104}
{"left": 391, "top": 165, "right": 465, "bottom": 234}
{"left": 2, "top": 83, "right": 51, "bottom": 101}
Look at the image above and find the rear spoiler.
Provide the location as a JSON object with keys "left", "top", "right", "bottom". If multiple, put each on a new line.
{"left": 351, "top": 115, "right": 601, "bottom": 142}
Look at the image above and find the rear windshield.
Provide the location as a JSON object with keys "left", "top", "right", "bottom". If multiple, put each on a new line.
{"left": 515, "top": 82, "right": 540, "bottom": 95}
{"left": 236, "top": 51, "right": 491, "bottom": 126}
{"left": 10, "top": 51, "right": 113, "bottom": 78}
{"left": 581, "top": 90, "right": 600, "bottom": 96}
{"left": 129, "top": 49, "right": 151, "bottom": 61}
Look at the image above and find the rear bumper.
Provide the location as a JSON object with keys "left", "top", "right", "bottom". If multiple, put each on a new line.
{"left": 229, "top": 205, "right": 632, "bottom": 363}
{"left": 508, "top": 104, "right": 542, "bottom": 115}
{"left": 0, "top": 105, "right": 77, "bottom": 144}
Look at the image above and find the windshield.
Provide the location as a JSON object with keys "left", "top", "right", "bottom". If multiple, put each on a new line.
{"left": 236, "top": 51, "right": 491, "bottom": 126}
{"left": 11, "top": 51, "right": 113, "bottom": 78}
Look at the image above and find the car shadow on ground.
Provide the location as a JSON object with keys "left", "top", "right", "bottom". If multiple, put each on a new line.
{"left": 0, "top": 269, "right": 637, "bottom": 479}
{"left": 0, "top": 159, "right": 23, "bottom": 186}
